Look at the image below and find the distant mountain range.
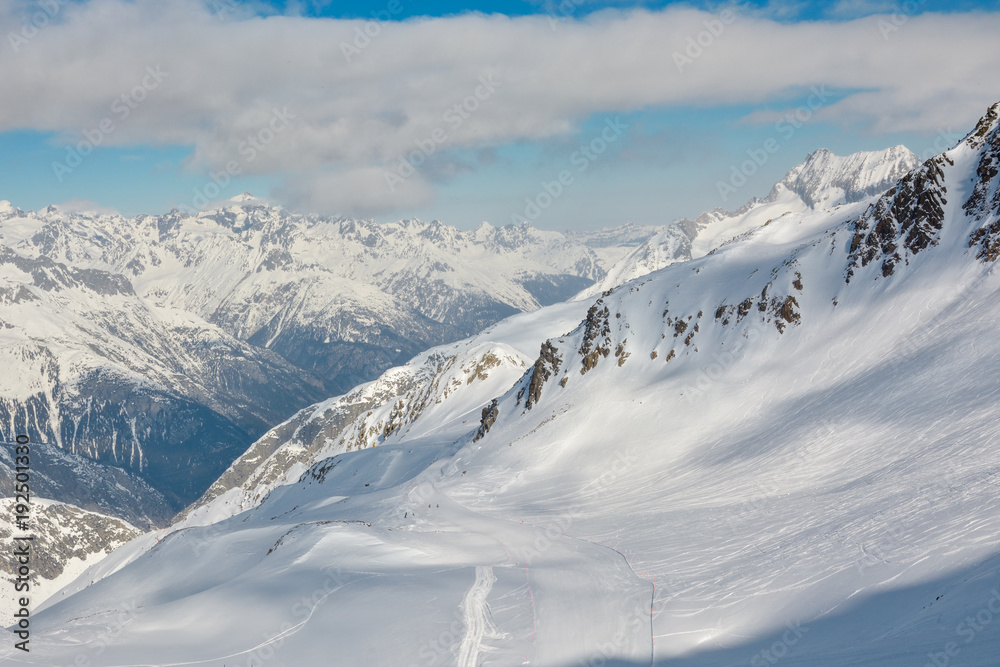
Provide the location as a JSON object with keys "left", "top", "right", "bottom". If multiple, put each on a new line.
{"left": 0, "top": 203, "right": 649, "bottom": 517}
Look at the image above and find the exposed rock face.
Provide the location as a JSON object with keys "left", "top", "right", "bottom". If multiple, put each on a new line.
{"left": 525, "top": 341, "right": 562, "bottom": 410}
{"left": 0, "top": 245, "right": 328, "bottom": 511}
{"left": 0, "top": 441, "right": 172, "bottom": 530}
{"left": 846, "top": 156, "right": 950, "bottom": 281}
{"left": 578, "top": 303, "right": 612, "bottom": 375}
{"left": 965, "top": 103, "right": 1000, "bottom": 261}
{"left": 474, "top": 399, "right": 499, "bottom": 441}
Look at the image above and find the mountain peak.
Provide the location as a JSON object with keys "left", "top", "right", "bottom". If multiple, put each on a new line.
{"left": 773, "top": 145, "right": 920, "bottom": 209}
{"left": 962, "top": 101, "right": 1000, "bottom": 151}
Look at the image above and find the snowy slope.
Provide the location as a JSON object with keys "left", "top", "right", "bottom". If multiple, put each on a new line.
{"left": 6, "top": 105, "right": 1000, "bottom": 666}
{"left": 177, "top": 299, "right": 592, "bottom": 524}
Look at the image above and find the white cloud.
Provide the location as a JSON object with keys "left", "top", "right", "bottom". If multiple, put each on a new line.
{"left": 274, "top": 166, "right": 436, "bottom": 217}
{"left": 1, "top": 0, "right": 998, "bottom": 216}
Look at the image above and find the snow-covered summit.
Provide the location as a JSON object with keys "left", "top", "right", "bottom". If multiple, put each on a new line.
{"left": 695, "top": 145, "right": 921, "bottom": 253}
{"left": 774, "top": 145, "right": 920, "bottom": 209}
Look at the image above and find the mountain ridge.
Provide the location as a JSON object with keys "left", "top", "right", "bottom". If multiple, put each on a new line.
{"left": 577, "top": 144, "right": 921, "bottom": 299}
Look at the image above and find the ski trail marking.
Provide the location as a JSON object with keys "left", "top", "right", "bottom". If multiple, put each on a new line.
{"left": 457, "top": 565, "right": 496, "bottom": 667}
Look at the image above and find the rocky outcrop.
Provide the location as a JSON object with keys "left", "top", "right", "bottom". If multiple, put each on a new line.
{"left": 846, "top": 156, "right": 950, "bottom": 281}
{"left": 578, "top": 303, "right": 612, "bottom": 375}
{"left": 474, "top": 399, "right": 499, "bottom": 441}
{"left": 525, "top": 342, "right": 562, "bottom": 410}
{"left": 964, "top": 103, "right": 1000, "bottom": 262}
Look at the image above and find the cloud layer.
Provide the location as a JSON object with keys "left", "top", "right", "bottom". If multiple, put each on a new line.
{"left": 2, "top": 0, "right": 998, "bottom": 215}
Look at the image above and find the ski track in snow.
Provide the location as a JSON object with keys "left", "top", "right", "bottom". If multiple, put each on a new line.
{"left": 457, "top": 565, "right": 496, "bottom": 667}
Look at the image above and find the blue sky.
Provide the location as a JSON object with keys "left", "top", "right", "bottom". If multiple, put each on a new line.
{"left": 0, "top": 0, "right": 997, "bottom": 229}
{"left": 258, "top": 0, "right": 994, "bottom": 21}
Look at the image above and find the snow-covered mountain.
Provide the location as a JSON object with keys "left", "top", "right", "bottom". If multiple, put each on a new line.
{"left": 0, "top": 206, "right": 645, "bottom": 511}
{"left": 179, "top": 144, "right": 918, "bottom": 521}
{"left": 0, "top": 243, "right": 329, "bottom": 510}
{"left": 11, "top": 103, "right": 1000, "bottom": 665}
{"left": 579, "top": 145, "right": 921, "bottom": 298}
{"left": 0, "top": 206, "right": 647, "bottom": 617}
{"left": 2, "top": 202, "right": 627, "bottom": 394}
